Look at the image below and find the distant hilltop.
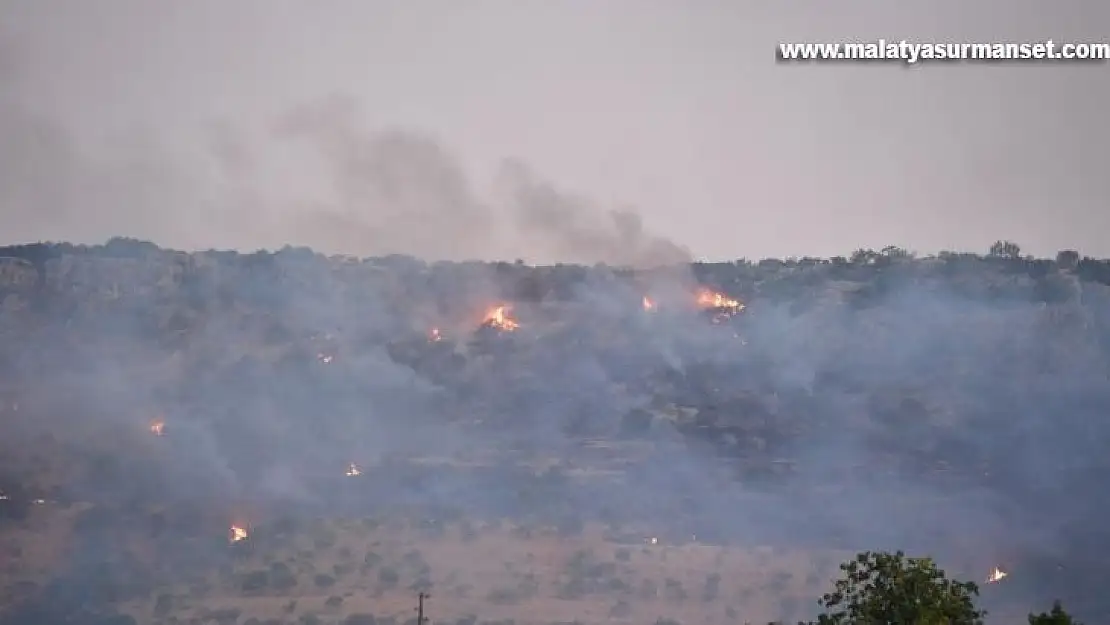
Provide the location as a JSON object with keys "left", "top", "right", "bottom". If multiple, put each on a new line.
{"left": 0, "top": 236, "right": 1100, "bottom": 278}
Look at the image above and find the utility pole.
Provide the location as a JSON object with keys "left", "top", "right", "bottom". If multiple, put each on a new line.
{"left": 415, "top": 591, "right": 430, "bottom": 625}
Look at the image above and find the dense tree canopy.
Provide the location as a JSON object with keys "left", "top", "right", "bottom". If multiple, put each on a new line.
{"left": 815, "top": 551, "right": 984, "bottom": 625}
{"left": 801, "top": 550, "right": 1079, "bottom": 625}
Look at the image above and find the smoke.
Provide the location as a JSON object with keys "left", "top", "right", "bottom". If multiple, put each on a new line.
{"left": 4, "top": 247, "right": 1110, "bottom": 622}
{"left": 1, "top": 49, "right": 690, "bottom": 267}
{"left": 3, "top": 31, "right": 1110, "bottom": 625}
{"left": 494, "top": 158, "right": 691, "bottom": 267}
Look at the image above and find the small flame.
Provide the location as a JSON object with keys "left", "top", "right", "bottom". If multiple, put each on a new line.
{"left": 695, "top": 288, "right": 744, "bottom": 323}
{"left": 642, "top": 296, "right": 656, "bottom": 311}
{"left": 345, "top": 462, "right": 362, "bottom": 477}
{"left": 317, "top": 353, "right": 334, "bottom": 364}
{"left": 230, "top": 524, "right": 249, "bottom": 543}
{"left": 482, "top": 305, "right": 519, "bottom": 331}
{"left": 986, "top": 567, "right": 1008, "bottom": 583}
{"left": 695, "top": 288, "right": 743, "bottom": 310}
{"left": 649, "top": 536, "right": 658, "bottom": 545}
{"left": 149, "top": 419, "right": 165, "bottom": 436}
{"left": 428, "top": 327, "right": 442, "bottom": 342}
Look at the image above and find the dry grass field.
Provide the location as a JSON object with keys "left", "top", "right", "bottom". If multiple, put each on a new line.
{"left": 115, "top": 518, "right": 860, "bottom": 625}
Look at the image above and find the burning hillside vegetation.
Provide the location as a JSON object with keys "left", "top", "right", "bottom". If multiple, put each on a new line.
{"left": 0, "top": 240, "right": 1109, "bottom": 623}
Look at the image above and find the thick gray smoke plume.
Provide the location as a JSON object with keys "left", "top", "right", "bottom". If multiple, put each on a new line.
{"left": 0, "top": 41, "right": 690, "bottom": 267}
{"left": 270, "top": 96, "right": 692, "bottom": 266}
{"left": 494, "top": 159, "right": 691, "bottom": 267}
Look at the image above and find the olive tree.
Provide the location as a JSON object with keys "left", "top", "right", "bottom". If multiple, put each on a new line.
{"left": 814, "top": 551, "right": 984, "bottom": 625}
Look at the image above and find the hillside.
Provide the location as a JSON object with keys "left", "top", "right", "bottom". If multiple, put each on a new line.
{"left": 1, "top": 239, "right": 1109, "bottom": 624}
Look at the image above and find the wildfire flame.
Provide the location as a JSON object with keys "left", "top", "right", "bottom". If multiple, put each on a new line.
{"left": 317, "top": 353, "right": 334, "bottom": 364}
{"left": 149, "top": 419, "right": 165, "bottom": 436}
{"left": 229, "top": 524, "right": 249, "bottom": 543}
{"left": 986, "top": 567, "right": 1008, "bottom": 583}
{"left": 345, "top": 462, "right": 362, "bottom": 477}
{"left": 695, "top": 288, "right": 743, "bottom": 310}
{"left": 642, "top": 296, "right": 656, "bottom": 311}
{"left": 428, "top": 327, "right": 442, "bottom": 342}
{"left": 482, "top": 305, "right": 519, "bottom": 331}
{"left": 695, "top": 288, "right": 744, "bottom": 323}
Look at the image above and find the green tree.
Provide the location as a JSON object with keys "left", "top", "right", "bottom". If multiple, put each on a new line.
{"left": 850, "top": 249, "right": 879, "bottom": 265}
{"left": 1028, "top": 600, "right": 1082, "bottom": 625}
{"left": 989, "top": 240, "right": 1022, "bottom": 258}
{"left": 1055, "top": 250, "right": 1080, "bottom": 270}
{"left": 880, "top": 245, "right": 913, "bottom": 259}
{"left": 815, "top": 551, "right": 985, "bottom": 625}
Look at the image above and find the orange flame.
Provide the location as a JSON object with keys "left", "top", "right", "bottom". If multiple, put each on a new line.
{"left": 482, "top": 305, "right": 519, "bottom": 331}
{"left": 229, "top": 524, "right": 249, "bottom": 543}
{"left": 985, "top": 567, "right": 1008, "bottom": 583}
{"left": 695, "top": 288, "right": 743, "bottom": 310}
{"left": 642, "top": 296, "right": 656, "bottom": 311}
{"left": 695, "top": 288, "right": 744, "bottom": 323}
{"left": 317, "top": 352, "right": 334, "bottom": 364}
{"left": 345, "top": 462, "right": 362, "bottom": 477}
{"left": 428, "top": 327, "right": 442, "bottom": 342}
{"left": 149, "top": 419, "right": 165, "bottom": 436}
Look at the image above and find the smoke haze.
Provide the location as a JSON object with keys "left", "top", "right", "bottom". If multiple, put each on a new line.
{"left": 3, "top": 0, "right": 1109, "bottom": 259}
{"left": 2, "top": 2, "right": 1110, "bottom": 624}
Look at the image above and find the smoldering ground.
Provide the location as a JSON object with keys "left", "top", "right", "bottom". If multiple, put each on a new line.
{"left": 3, "top": 243, "right": 1110, "bottom": 622}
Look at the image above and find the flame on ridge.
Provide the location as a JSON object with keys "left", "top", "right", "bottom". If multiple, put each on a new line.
{"left": 695, "top": 288, "right": 743, "bottom": 311}
{"left": 695, "top": 288, "right": 744, "bottom": 323}
{"left": 482, "top": 305, "right": 519, "bottom": 331}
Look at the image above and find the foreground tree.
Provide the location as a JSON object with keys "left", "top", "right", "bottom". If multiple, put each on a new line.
{"left": 814, "top": 551, "right": 985, "bottom": 625}
{"left": 1028, "top": 600, "right": 1083, "bottom": 625}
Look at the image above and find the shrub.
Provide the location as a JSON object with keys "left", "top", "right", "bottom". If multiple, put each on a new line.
{"left": 702, "top": 572, "right": 721, "bottom": 602}
{"left": 486, "top": 587, "right": 524, "bottom": 605}
{"left": 608, "top": 601, "right": 632, "bottom": 618}
{"left": 378, "top": 566, "right": 400, "bottom": 589}
{"left": 663, "top": 578, "right": 686, "bottom": 602}
{"left": 313, "top": 574, "right": 336, "bottom": 589}
{"left": 240, "top": 570, "right": 269, "bottom": 593}
{"left": 269, "top": 562, "right": 298, "bottom": 591}
{"left": 202, "top": 608, "right": 242, "bottom": 625}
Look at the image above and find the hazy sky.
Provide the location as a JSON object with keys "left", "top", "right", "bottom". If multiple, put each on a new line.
{"left": 2, "top": 0, "right": 1108, "bottom": 261}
